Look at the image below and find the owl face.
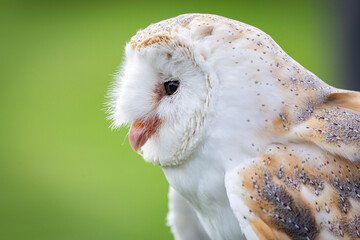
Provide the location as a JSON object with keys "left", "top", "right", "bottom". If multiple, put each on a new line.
{"left": 111, "top": 33, "right": 213, "bottom": 166}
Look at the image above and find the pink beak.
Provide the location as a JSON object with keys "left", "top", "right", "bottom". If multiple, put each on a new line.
{"left": 128, "top": 116, "right": 160, "bottom": 153}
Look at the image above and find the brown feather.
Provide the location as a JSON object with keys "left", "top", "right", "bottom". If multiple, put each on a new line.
{"left": 326, "top": 92, "right": 360, "bottom": 113}
{"left": 234, "top": 144, "right": 360, "bottom": 240}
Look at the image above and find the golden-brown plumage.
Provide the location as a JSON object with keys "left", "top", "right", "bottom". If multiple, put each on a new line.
{"left": 292, "top": 92, "right": 360, "bottom": 162}
{"left": 234, "top": 140, "right": 360, "bottom": 239}
{"left": 232, "top": 90, "right": 360, "bottom": 239}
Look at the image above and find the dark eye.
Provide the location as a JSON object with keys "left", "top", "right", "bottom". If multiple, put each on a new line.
{"left": 164, "top": 80, "right": 179, "bottom": 95}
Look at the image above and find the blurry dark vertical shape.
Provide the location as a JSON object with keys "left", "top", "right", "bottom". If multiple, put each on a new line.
{"left": 342, "top": 0, "right": 360, "bottom": 90}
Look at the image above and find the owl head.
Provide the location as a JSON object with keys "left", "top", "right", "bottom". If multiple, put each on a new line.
{"left": 111, "top": 14, "right": 218, "bottom": 166}
{"left": 109, "top": 14, "right": 324, "bottom": 167}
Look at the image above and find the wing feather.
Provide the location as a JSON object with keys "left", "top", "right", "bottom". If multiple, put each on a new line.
{"left": 291, "top": 91, "right": 360, "bottom": 163}
{"left": 225, "top": 143, "right": 360, "bottom": 240}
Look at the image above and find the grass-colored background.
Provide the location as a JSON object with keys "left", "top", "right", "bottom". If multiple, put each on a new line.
{"left": 0, "top": 0, "right": 342, "bottom": 239}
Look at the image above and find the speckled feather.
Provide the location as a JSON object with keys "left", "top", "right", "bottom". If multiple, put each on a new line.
{"left": 227, "top": 144, "right": 360, "bottom": 240}
{"left": 112, "top": 14, "right": 360, "bottom": 240}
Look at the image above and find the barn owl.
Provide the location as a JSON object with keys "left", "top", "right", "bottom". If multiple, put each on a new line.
{"left": 109, "top": 14, "right": 360, "bottom": 240}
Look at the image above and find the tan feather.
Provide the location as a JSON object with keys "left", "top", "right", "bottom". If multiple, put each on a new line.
{"left": 231, "top": 144, "right": 360, "bottom": 240}
{"left": 326, "top": 92, "right": 360, "bottom": 113}
{"left": 290, "top": 91, "right": 360, "bottom": 163}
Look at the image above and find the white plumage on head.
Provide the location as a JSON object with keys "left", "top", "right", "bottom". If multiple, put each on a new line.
{"left": 110, "top": 14, "right": 360, "bottom": 240}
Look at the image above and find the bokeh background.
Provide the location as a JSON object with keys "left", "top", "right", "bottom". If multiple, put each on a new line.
{"left": 0, "top": 0, "right": 351, "bottom": 239}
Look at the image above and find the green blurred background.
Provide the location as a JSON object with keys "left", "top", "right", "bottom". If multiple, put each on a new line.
{"left": 0, "top": 0, "right": 342, "bottom": 239}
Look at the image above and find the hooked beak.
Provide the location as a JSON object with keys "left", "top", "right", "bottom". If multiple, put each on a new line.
{"left": 128, "top": 116, "right": 160, "bottom": 154}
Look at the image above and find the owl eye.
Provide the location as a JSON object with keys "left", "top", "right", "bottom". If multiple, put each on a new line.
{"left": 164, "top": 80, "right": 179, "bottom": 95}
